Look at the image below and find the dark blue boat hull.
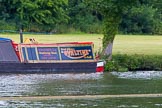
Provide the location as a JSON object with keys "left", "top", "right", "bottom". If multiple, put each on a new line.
{"left": 0, "top": 62, "right": 97, "bottom": 74}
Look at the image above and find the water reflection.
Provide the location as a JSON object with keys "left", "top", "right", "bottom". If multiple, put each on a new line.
{"left": 111, "top": 71, "right": 162, "bottom": 79}
{"left": 0, "top": 73, "right": 103, "bottom": 96}
{"left": 1, "top": 97, "right": 162, "bottom": 108}
{"left": 0, "top": 71, "right": 162, "bottom": 107}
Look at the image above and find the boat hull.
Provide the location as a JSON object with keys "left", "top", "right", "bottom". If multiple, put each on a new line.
{"left": 0, "top": 62, "right": 97, "bottom": 74}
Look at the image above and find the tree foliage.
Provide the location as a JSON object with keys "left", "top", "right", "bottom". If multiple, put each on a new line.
{"left": 68, "top": 0, "right": 102, "bottom": 33}
{"left": 0, "top": 0, "right": 68, "bottom": 31}
{"left": 0, "top": 0, "right": 161, "bottom": 34}
{"left": 87, "top": 0, "right": 138, "bottom": 58}
{"left": 120, "top": 0, "right": 162, "bottom": 34}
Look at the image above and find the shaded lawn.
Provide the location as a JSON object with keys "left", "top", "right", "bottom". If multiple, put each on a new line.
{"left": 1, "top": 34, "right": 162, "bottom": 55}
{"left": 113, "top": 35, "right": 162, "bottom": 55}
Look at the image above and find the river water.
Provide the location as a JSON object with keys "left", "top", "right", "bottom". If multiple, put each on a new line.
{"left": 0, "top": 71, "right": 162, "bottom": 107}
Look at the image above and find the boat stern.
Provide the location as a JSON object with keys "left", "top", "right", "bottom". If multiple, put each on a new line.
{"left": 96, "top": 60, "right": 105, "bottom": 73}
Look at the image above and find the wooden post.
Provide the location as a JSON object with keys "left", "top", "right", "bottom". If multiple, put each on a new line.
{"left": 20, "top": 29, "right": 23, "bottom": 43}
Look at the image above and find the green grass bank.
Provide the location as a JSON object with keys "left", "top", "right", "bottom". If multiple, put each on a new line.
{"left": 109, "top": 35, "right": 162, "bottom": 72}
{"left": 1, "top": 34, "right": 162, "bottom": 72}
{"left": 105, "top": 54, "right": 162, "bottom": 72}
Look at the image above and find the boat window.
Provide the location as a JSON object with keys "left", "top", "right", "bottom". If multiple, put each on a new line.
{"left": 27, "top": 47, "right": 37, "bottom": 60}
{"left": 22, "top": 47, "right": 27, "bottom": 61}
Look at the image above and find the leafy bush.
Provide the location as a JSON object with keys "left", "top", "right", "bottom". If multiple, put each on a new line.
{"left": 105, "top": 54, "right": 162, "bottom": 72}
{"left": 0, "top": 20, "right": 16, "bottom": 31}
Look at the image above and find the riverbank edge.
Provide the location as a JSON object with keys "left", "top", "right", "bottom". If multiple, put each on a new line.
{"left": 104, "top": 54, "right": 162, "bottom": 72}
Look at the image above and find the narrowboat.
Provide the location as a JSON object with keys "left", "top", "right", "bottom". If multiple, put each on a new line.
{"left": 0, "top": 37, "right": 104, "bottom": 74}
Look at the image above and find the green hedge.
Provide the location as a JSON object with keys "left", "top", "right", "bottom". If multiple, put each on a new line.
{"left": 104, "top": 54, "right": 162, "bottom": 72}
{"left": 0, "top": 20, "right": 16, "bottom": 31}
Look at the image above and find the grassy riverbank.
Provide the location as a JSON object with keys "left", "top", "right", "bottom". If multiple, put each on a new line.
{"left": 0, "top": 34, "right": 103, "bottom": 53}
{"left": 105, "top": 54, "right": 162, "bottom": 72}
{"left": 1, "top": 34, "right": 162, "bottom": 55}
{"left": 1, "top": 33, "right": 162, "bottom": 72}
{"left": 113, "top": 35, "right": 162, "bottom": 55}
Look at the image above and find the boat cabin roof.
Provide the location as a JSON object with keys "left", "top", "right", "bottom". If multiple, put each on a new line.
{"left": 0, "top": 37, "right": 11, "bottom": 41}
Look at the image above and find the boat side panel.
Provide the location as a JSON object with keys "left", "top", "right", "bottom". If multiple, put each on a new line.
{"left": 0, "top": 62, "right": 97, "bottom": 74}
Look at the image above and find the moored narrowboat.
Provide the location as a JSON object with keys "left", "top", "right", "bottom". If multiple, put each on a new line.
{"left": 0, "top": 37, "right": 104, "bottom": 73}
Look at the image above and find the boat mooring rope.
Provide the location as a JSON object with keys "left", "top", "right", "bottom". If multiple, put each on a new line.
{"left": 1, "top": 94, "right": 162, "bottom": 101}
